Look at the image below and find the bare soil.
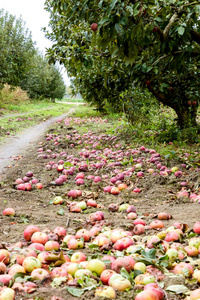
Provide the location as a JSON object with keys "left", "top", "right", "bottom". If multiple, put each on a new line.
{"left": 0, "top": 112, "right": 199, "bottom": 300}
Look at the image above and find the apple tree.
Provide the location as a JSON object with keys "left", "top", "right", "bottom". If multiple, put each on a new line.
{"left": 44, "top": 0, "right": 200, "bottom": 128}
{"left": 0, "top": 9, "right": 35, "bottom": 88}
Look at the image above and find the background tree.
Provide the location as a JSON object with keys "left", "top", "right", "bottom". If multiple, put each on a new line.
{"left": 21, "top": 52, "right": 66, "bottom": 100}
{"left": 44, "top": 0, "right": 200, "bottom": 128}
{"left": 0, "top": 9, "right": 66, "bottom": 101}
{"left": 0, "top": 9, "right": 35, "bottom": 88}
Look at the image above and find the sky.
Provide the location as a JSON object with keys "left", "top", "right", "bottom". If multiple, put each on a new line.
{"left": 0, "top": 0, "right": 71, "bottom": 85}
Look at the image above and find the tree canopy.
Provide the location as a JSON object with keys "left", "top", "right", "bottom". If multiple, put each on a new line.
{"left": 0, "top": 9, "right": 66, "bottom": 100}
{"left": 44, "top": 0, "right": 200, "bottom": 127}
{"left": 0, "top": 9, "right": 35, "bottom": 87}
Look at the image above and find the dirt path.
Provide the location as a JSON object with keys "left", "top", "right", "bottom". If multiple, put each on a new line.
{"left": 0, "top": 107, "right": 76, "bottom": 177}
{"left": 56, "top": 101, "right": 85, "bottom": 104}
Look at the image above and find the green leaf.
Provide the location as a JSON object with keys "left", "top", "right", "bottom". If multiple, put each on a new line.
{"left": 120, "top": 267, "right": 134, "bottom": 284}
{"left": 88, "top": 243, "right": 99, "bottom": 250}
{"left": 133, "top": 2, "right": 141, "bottom": 16}
{"left": 196, "top": 5, "right": 200, "bottom": 14}
{"left": 146, "top": 66, "right": 153, "bottom": 73}
{"left": 108, "top": 0, "right": 119, "bottom": 15}
{"left": 57, "top": 208, "right": 64, "bottom": 216}
{"left": 98, "top": 17, "right": 110, "bottom": 27}
{"left": 51, "top": 277, "right": 68, "bottom": 288}
{"left": 177, "top": 26, "right": 185, "bottom": 36}
{"left": 115, "top": 24, "right": 123, "bottom": 36}
{"left": 141, "top": 249, "right": 156, "bottom": 259}
{"left": 66, "top": 287, "right": 84, "bottom": 297}
{"left": 166, "top": 285, "right": 190, "bottom": 295}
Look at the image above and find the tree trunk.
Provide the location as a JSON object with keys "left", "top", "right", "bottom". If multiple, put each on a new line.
{"left": 147, "top": 85, "right": 198, "bottom": 129}
{"left": 174, "top": 104, "right": 198, "bottom": 128}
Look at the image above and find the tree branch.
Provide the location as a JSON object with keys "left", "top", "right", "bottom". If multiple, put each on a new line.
{"left": 163, "top": 12, "right": 179, "bottom": 40}
{"left": 191, "top": 30, "right": 200, "bottom": 45}
{"left": 147, "top": 85, "right": 174, "bottom": 109}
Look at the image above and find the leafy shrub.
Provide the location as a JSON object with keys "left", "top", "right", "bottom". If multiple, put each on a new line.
{"left": 0, "top": 84, "right": 30, "bottom": 108}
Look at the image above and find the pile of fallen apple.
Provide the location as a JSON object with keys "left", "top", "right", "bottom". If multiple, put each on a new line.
{"left": 1, "top": 216, "right": 200, "bottom": 299}
{"left": 1, "top": 116, "right": 200, "bottom": 299}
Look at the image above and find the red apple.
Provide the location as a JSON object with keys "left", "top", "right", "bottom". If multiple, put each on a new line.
{"left": 133, "top": 224, "right": 145, "bottom": 235}
{"left": 165, "top": 231, "right": 180, "bottom": 242}
{"left": 67, "top": 238, "right": 84, "bottom": 250}
{"left": 111, "top": 187, "right": 120, "bottom": 195}
{"left": 8, "top": 264, "right": 26, "bottom": 276}
{"left": 113, "top": 237, "right": 133, "bottom": 251}
{"left": 150, "top": 220, "right": 164, "bottom": 229}
{"left": 95, "top": 286, "right": 116, "bottom": 299}
{"left": 35, "top": 183, "right": 43, "bottom": 189}
{"left": 24, "top": 225, "right": 40, "bottom": 241}
{"left": 193, "top": 222, "right": 200, "bottom": 234}
{"left": 3, "top": 208, "right": 15, "bottom": 216}
{"left": 111, "top": 256, "right": 135, "bottom": 273}
{"left": 17, "top": 183, "right": 26, "bottom": 190}
{"left": 31, "top": 232, "right": 48, "bottom": 245}
{"left": 45, "top": 241, "right": 60, "bottom": 251}
{"left": 31, "top": 268, "right": 50, "bottom": 281}
{"left": 173, "top": 262, "right": 193, "bottom": 277}
{"left": 71, "top": 251, "right": 86, "bottom": 263}
{"left": 53, "top": 227, "right": 66, "bottom": 238}
{"left": 0, "top": 274, "right": 12, "bottom": 286}
{"left": 51, "top": 267, "right": 68, "bottom": 278}
{"left": 87, "top": 199, "right": 97, "bottom": 207}
{"left": 0, "top": 250, "right": 10, "bottom": 265}
{"left": 91, "top": 23, "right": 98, "bottom": 31}
{"left": 28, "top": 243, "right": 45, "bottom": 251}
{"left": 100, "top": 269, "right": 117, "bottom": 285}
{"left": 24, "top": 182, "right": 32, "bottom": 191}
{"left": 16, "top": 248, "right": 37, "bottom": 265}
{"left": 135, "top": 289, "right": 159, "bottom": 300}
{"left": 75, "top": 229, "right": 90, "bottom": 242}
{"left": 37, "top": 251, "right": 51, "bottom": 264}
{"left": 190, "top": 288, "right": 200, "bottom": 300}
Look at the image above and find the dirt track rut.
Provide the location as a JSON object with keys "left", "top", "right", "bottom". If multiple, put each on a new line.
{"left": 0, "top": 107, "right": 75, "bottom": 176}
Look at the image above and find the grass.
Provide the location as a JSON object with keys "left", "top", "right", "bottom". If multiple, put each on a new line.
{"left": 0, "top": 100, "right": 73, "bottom": 114}
{"left": 70, "top": 105, "right": 102, "bottom": 118}
{"left": 0, "top": 100, "right": 199, "bottom": 168}
{"left": 0, "top": 101, "right": 74, "bottom": 142}
{"left": 71, "top": 105, "right": 200, "bottom": 168}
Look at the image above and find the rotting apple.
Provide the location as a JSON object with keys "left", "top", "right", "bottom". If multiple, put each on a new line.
{"left": 95, "top": 286, "right": 116, "bottom": 299}
{"left": 31, "top": 268, "right": 50, "bottom": 281}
